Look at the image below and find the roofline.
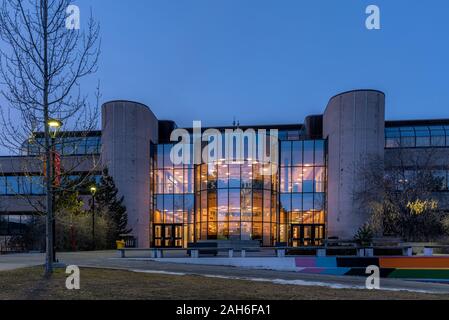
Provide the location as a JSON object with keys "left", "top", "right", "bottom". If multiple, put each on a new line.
{"left": 328, "top": 89, "right": 385, "bottom": 102}
{"left": 180, "top": 123, "right": 304, "bottom": 133}
{"left": 385, "top": 119, "right": 449, "bottom": 127}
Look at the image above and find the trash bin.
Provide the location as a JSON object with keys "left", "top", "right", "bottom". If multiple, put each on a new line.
{"left": 116, "top": 240, "right": 125, "bottom": 249}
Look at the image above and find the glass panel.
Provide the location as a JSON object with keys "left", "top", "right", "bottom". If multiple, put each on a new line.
{"left": 164, "top": 195, "right": 174, "bottom": 224}
{"left": 229, "top": 190, "right": 240, "bottom": 221}
{"left": 314, "top": 193, "right": 325, "bottom": 211}
{"left": 0, "top": 176, "right": 6, "bottom": 195}
{"left": 184, "top": 194, "right": 195, "bottom": 224}
{"left": 431, "top": 133, "right": 446, "bottom": 147}
{"left": 173, "top": 169, "right": 184, "bottom": 194}
{"left": 314, "top": 167, "right": 326, "bottom": 192}
{"left": 217, "top": 189, "right": 228, "bottom": 221}
{"left": 174, "top": 195, "right": 184, "bottom": 223}
{"left": 229, "top": 165, "right": 240, "bottom": 188}
{"left": 302, "top": 167, "right": 314, "bottom": 193}
{"left": 303, "top": 141, "right": 314, "bottom": 166}
{"left": 163, "top": 169, "right": 174, "bottom": 194}
{"left": 218, "top": 164, "right": 228, "bottom": 188}
{"left": 291, "top": 141, "right": 303, "bottom": 166}
{"left": 184, "top": 169, "right": 194, "bottom": 193}
{"left": 263, "top": 190, "right": 271, "bottom": 222}
{"left": 314, "top": 140, "right": 325, "bottom": 166}
{"left": 292, "top": 167, "right": 302, "bottom": 193}
{"left": 253, "top": 190, "right": 262, "bottom": 222}
{"left": 6, "top": 176, "right": 19, "bottom": 194}
{"left": 156, "top": 170, "right": 164, "bottom": 194}
{"left": 280, "top": 167, "right": 290, "bottom": 193}
{"left": 241, "top": 222, "right": 251, "bottom": 240}
{"left": 280, "top": 141, "right": 291, "bottom": 167}
{"left": 229, "top": 222, "right": 240, "bottom": 239}
{"left": 157, "top": 145, "right": 164, "bottom": 168}
{"left": 31, "top": 176, "right": 45, "bottom": 195}
{"left": 303, "top": 194, "right": 314, "bottom": 211}
{"left": 401, "top": 134, "right": 415, "bottom": 147}
{"left": 163, "top": 145, "right": 173, "bottom": 168}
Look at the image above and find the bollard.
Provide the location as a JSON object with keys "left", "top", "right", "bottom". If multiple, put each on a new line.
{"left": 316, "top": 248, "right": 326, "bottom": 257}
{"left": 423, "top": 247, "right": 433, "bottom": 256}
{"left": 402, "top": 247, "right": 413, "bottom": 257}
{"left": 357, "top": 248, "right": 365, "bottom": 257}
{"left": 365, "top": 248, "right": 374, "bottom": 257}
{"left": 228, "top": 249, "right": 234, "bottom": 258}
{"left": 241, "top": 249, "right": 246, "bottom": 258}
{"left": 277, "top": 249, "right": 286, "bottom": 258}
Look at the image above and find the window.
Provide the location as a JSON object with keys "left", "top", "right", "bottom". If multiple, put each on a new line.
{"left": 291, "top": 141, "right": 303, "bottom": 166}
{"left": 386, "top": 126, "right": 449, "bottom": 148}
{"left": 280, "top": 142, "right": 291, "bottom": 167}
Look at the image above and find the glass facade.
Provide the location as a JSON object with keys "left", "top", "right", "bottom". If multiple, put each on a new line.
{"left": 152, "top": 144, "right": 194, "bottom": 248}
{"left": 386, "top": 126, "right": 449, "bottom": 149}
{"left": 151, "top": 132, "right": 327, "bottom": 248}
{"left": 195, "top": 160, "right": 278, "bottom": 246}
{"left": 279, "top": 140, "right": 326, "bottom": 246}
{"left": 0, "top": 214, "right": 45, "bottom": 251}
{"left": 23, "top": 135, "right": 102, "bottom": 156}
{"left": 0, "top": 176, "right": 45, "bottom": 195}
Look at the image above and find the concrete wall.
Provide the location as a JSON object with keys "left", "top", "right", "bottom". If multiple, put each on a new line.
{"left": 323, "top": 90, "right": 385, "bottom": 239}
{"left": 101, "top": 101, "right": 158, "bottom": 247}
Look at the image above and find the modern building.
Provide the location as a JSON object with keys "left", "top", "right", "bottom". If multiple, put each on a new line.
{"left": 1, "top": 89, "right": 449, "bottom": 250}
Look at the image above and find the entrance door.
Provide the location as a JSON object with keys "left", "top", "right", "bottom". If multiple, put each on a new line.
{"left": 153, "top": 224, "right": 183, "bottom": 248}
{"left": 291, "top": 224, "right": 325, "bottom": 247}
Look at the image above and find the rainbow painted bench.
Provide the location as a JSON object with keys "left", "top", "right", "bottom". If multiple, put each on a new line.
{"left": 295, "top": 256, "right": 449, "bottom": 281}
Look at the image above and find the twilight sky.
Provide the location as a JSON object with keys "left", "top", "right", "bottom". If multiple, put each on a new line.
{"left": 10, "top": 0, "right": 449, "bottom": 128}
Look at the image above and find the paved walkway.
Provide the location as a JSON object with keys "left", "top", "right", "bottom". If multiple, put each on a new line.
{"left": 2, "top": 251, "right": 449, "bottom": 294}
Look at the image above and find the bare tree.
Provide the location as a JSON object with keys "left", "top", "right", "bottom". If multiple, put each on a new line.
{"left": 0, "top": 0, "right": 100, "bottom": 274}
{"left": 356, "top": 150, "right": 448, "bottom": 242}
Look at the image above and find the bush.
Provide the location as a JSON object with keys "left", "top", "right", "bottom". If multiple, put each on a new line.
{"left": 354, "top": 224, "right": 374, "bottom": 246}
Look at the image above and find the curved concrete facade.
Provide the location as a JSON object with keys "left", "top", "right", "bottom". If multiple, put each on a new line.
{"left": 101, "top": 101, "right": 158, "bottom": 247}
{"left": 323, "top": 90, "right": 385, "bottom": 239}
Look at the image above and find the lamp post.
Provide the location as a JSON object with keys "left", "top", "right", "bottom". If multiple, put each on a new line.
{"left": 47, "top": 119, "right": 62, "bottom": 264}
{"left": 90, "top": 185, "right": 97, "bottom": 250}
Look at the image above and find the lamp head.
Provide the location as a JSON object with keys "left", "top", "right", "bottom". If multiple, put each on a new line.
{"left": 90, "top": 185, "right": 97, "bottom": 195}
{"left": 47, "top": 119, "right": 63, "bottom": 138}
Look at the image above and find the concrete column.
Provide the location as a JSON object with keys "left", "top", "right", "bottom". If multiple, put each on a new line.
{"left": 323, "top": 90, "right": 385, "bottom": 240}
{"left": 102, "top": 101, "right": 159, "bottom": 248}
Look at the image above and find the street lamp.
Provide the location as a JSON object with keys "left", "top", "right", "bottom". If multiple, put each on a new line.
{"left": 47, "top": 118, "right": 62, "bottom": 263}
{"left": 48, "top": 119, "right": 62, "bottom": 138}
{"left": 90, "top": 185, "right": 97, "bottom": 250}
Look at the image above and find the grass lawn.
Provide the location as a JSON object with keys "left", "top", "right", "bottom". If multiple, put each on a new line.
{"left": 0, "top": 267, "right": 447, "bottom": 300}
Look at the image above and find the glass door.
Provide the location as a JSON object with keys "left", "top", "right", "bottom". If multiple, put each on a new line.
{"left": 290, "top": 224, "right": 325, "bottom": 247}
{"left": 153, "top": 224, "right": 183, "bottom": 248}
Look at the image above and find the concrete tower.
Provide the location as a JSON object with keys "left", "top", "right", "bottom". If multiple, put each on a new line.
{"left": 323, "top": 90, "right": 385, "bottom": 239}
{"left": 101, "top": 101, "right": 159, "bottom": 247}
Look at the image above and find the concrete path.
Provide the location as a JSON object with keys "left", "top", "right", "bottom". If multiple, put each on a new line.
{"left": 2, "top": 250, "right": 449, "bottom": 295}
{"left": 0, "top": 253, "right": 44, "bottom": 271}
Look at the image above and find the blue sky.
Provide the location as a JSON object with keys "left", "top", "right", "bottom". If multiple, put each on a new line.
{"left": 60, "top": 0, "right": 449, "bottom": 127}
